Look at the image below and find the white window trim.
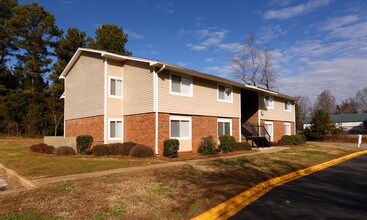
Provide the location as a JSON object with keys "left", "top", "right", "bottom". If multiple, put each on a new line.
{"left": 108, "top": 76, "right": 123, "bottom": 99}
{"left": 217, "top": 118, "right": 232, "bottom": 136}
{"left": 217, "top": 83, "right": 233, "bottom": 103}
{"left": 265, "top": 95, "right": 274, "bottom": 109}
{"left": 108, "top": 117, "right": 123, "bottom": 141}
{"left": 169, "top": 72, "right": 193, "bottom": 97}
{"left": 169, "top": 115, "right": 192, "bottom": 140}
{"left": 284, "top": 122, "right": 291, "bottom": 135}
{"left": 284, "top": 100, "right": 291, "bottom": 112}
{"left": 264, "top": 121, "right": 274, "bottom": 142}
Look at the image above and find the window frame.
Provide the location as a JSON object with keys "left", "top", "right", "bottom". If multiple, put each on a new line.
{"left": 108, "top": 117, "right": 123, "bottom": 141}
{"left": 284, "top": 122, "right": 291, "bottom": 135}
{"left": 264, "top": 95, "right": 274, "bottom": 109}
{"left": 217, "top": 118, "right": 232, "bottom": 137}
{"left": 169, "top": 73, "right": 193, "bottom": 97}
{"left": 284, "top": 100, "right": 291, "bottom": 112}
{"left": 108, "top": 76, "right": 123, "bottom": 99}
{"left": 169, "top": 115, "right": 192, "bottom": 140}
{"left": 217, "top": 83, "right": 233, "bottom": 103}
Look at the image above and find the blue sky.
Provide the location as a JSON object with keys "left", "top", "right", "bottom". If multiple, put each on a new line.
{"left": 20, "top": 0, "right": 367, "bottom": 103}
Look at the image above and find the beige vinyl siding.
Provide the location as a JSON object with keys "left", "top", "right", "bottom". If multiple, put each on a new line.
{"left": 259, "top": 93, "right": 295, "bottom": 122}
{"left": 65, "top": 51, "right": 104, "bottom": 120}
{"left": 123, "top": 61, "right": 154, "bottom": 115}
{"left": 107, "top": 59, "right": 124, "bottom": 118}
{"left": 179, "top": 140, "right": 192, "bottom": 152}
{"left": 158, "top": 70, "right": 240, "bottom": 117}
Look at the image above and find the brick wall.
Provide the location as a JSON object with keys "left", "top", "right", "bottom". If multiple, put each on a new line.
{"left": 65, "top": 115, "right": 104, "bottom": 143}
{"left": 158, "top": 113, "right": 170, "bottom": 155}
{"left": 192, "top": 115, "right": 218, "bottom": 153}
{"left": 124, "top": 112, "right": 156, "bottom": 149}
{"left": 232, "top": 118, "right": 240, "bottom": 142}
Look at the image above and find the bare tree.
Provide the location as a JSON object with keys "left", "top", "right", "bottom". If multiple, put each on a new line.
{"left": 336, "top": 98, "right": 358, "bottom": 114}
{"left": 295, "top": 96, "right": 312, "bottom": 131}
{"left": 231, "top": 33, "right": 260, "bottom": 86}
{"left": 259, "top": 47, "right": 277, "bottom": 90}
{"left": 231, "top": 33, "right": 277, "bottom": 90}
{"left": 356, "top": 86, "right": 367, "bottom": 113}
{"left": 313, "top": 89, "right": 336, "bottom": 114}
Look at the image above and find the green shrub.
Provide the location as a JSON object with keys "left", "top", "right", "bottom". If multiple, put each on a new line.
{"left": 293, "top": 135, "right": 303, "bottom": 145}
{"left": 129, "top": 144, "right": 155, "bottom": 157}
{"left": 280, "top": 135, "right": 294, "bottom": 145}
{"left": 30, "top": 143, "right": 55, "bottom": 154}
{"left": 91, "top": 142, "right": 138, "bottom": 156}
{"left": 163, "top": 139, "right": 180, "bottom": 158}
{"left": 235, "top": 142, "right": 252, "bottom": 151}
{"left": 218, "top": 135, "right": 236, "bottom": 153}
{"left": 298, "top": 134, "right": 307, "bottom": 144}
{"left": 76, "top": 135, "right": 93, "bottom": 154}
{"left": 198, "top": 136, "right": 216, "bottom": 155}
{"left": 54, "top": 146, "right": 76, "bottom": 156}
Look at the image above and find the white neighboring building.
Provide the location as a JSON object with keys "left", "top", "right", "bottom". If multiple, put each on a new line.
{"left": 303, "top": 113, "right": 367, "bottom": 134}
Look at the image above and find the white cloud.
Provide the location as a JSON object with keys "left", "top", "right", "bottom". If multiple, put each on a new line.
{"left": 263, "top": 0, "right": 330, "bottom": 20}
{"left": 259, "top": 25, "right": 287, "bottom": 42}
{"left": 320, "top": 15, "right": 359, "bottom": 31}
{"left": 176, "top": 62, "right": 188, "bottom": 67}
{"left": 126, "top": 30, "right": 144, "bottom": 40}
{"left": 204, "top": 65, "right": 234, "bottom": 79}
{"left": 187, "top": 29, "right": 229, "bottom": 51}
{"left": 205, "top": 58, "right": 214, "bottom": 62}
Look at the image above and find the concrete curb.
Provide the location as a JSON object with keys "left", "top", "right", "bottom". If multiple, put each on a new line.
{"left": 192, "top": 149, "right": 367, "bottom": 220}
{"left": 0, "top": 163, "right": 36, "bottom": 189}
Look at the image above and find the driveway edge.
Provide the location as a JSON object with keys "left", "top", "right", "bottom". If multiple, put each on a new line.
{"left": 0, "top": 163, "right": 36, "bottom": 189}
{"left": 191, "top": 149, "right": 367, "bottom": 220}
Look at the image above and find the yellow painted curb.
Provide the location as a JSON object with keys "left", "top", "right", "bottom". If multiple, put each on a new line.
{"left": 192, "top": 149, "right": 367, "bottom": 220}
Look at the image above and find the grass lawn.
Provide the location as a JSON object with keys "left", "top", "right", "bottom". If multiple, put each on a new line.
{"left": 0, "top": 138, "right": 162, "bottom": 179}
{"left": 0, "top": 143, "right": 362, "bottom": 219}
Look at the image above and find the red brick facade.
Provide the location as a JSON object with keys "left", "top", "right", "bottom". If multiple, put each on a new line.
{"left": 192, "top": 116, "right": 218, "bottom": 153}
{"left": 260, "top": 119, "right": 295, "bottom": 143}
{"left": 65, "top": 115, "right": 104, "bottom": 143}
{"left": 158, "top": 113, "right": 170, "bottom": 155}
{"left": 124, "top": 113, "right": 156, "bottom": 149}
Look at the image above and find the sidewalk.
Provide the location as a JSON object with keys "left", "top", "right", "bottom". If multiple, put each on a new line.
{"left": 32, "top": 146, "right": 289, "bottom": 186}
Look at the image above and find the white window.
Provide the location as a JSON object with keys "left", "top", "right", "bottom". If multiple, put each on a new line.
{"left": 265, "top": 95, "right": 274, "bottom": 109}
{"left": 284, "top": 122, "right": 291, "bottom": 135}
{"left": 217, "top": 84, "right": 233, "bottom": 103}
{"left": 170, "top": 116, "right": 191, "bottom": 140}
{"left": 109, "top": 76, "right": 122, "bottom": 98}
{"left": 109, "top": 118, "right": 123, "bottom": 140}
{"left": 264, "top": 121, "right": 273, "bottom": 142}
{"left": 217, "top": 118, "right": 232, "bottom": 136}
{"left": 170, "top": 73, "right": 192, "bottom": 96}
{"left": 284, "top": 100, "right": 291, "bottom": 112}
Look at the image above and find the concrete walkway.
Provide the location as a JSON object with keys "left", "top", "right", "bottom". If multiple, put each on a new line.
{"left": 32, "top": 147, "right": 289, "bottom": 186}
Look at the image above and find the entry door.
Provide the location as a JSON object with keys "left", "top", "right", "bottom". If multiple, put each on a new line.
{"left": 264, "top": 121, "right": 273, "bottom": 142}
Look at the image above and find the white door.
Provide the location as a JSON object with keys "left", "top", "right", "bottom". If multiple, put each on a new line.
{"left": 264, "top": 121, "right": 273, "bottom": 142}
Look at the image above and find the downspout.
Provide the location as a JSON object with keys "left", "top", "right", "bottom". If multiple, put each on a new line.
{"left": 153, "top": 64, "right": 166, "bottom": 155}
{"left": 104, "top": 58, "right": 108, "bottom": 144}
{"left": 258, "top": 93, "right": 261, "bottom": 136}
{"left": 239, "top": 90, "right": 242, "bottom": 142}
{"left": 63, "top": 77, "right": 66, "bottom": 138}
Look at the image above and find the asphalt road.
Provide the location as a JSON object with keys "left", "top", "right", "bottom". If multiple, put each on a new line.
{"left": 230, "top": 154, "right": 367, "bottom": 220}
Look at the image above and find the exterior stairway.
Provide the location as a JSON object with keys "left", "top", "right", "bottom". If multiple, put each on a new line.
{"left": 242, "top": 121, "right": 271, "bottom": 147}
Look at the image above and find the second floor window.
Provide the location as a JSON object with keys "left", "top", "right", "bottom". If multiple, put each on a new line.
{"left": 265, "top": 95, "right": 274, "bottom": 109}
{"left": 218, "top": 84, "right": 232, "bottom": 102}
{"left": 109, "top": 77, "right": 122, "bottom": 98}
{"left": 284, "top": 100, "right": 291, "bottom": 111}
{"left": 170, "top": 74, "right": 192, "bottom": 96}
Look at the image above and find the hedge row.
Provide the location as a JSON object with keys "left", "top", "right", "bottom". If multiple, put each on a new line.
{"left": 280, "top": 134, "right": 307, "bottom": 145}
{"left": 91, "top": 142, "right": 155, "bottom": 157}
{"left": 197, "top": 135, "right": 252, "bottom": 155}
{"left": 30, "top": 144, "right": 76, "bottom": 155}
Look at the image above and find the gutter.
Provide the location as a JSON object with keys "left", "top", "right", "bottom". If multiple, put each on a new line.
{"left": 152, "top": 63, "right": 166, "bottom": 155}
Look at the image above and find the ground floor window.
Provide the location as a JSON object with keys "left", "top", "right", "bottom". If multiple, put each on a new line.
{"left": 217, "top": 118, "right": 232, "bottom": 136}
{"left": 109, "top": 118, "right": 123, "bottom": 139}
{"left": 170, "top": 116, "right": 191, "bottom": 139}
{"left": 284, "top": 122, "right": 291, "bottom": 135}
